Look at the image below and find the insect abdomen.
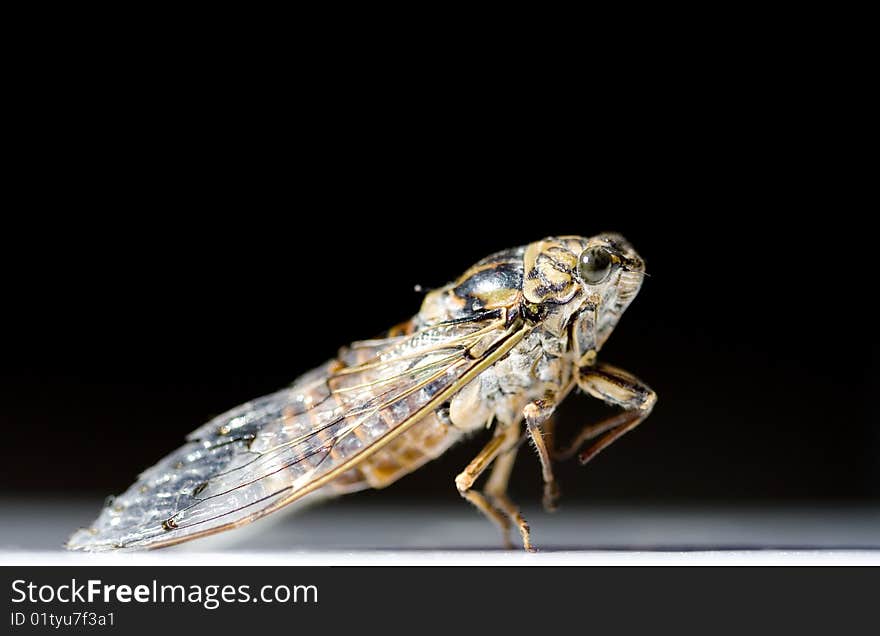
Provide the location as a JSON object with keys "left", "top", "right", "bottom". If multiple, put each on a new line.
{"left": 327, "top": 412, "right": 463, "bottom": 493}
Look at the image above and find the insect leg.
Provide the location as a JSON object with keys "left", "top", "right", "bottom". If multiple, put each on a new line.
{"left": 484, "top": 443, "right": 535, "bottom": 552}
{"left": 454, "top": 425, "right": 520, "bottom": 549}
{"left": 554, "top": 362, "right": 656, "bottom": 464}
{"left": 523, "top": 399, "right": 562, "bottom": 512}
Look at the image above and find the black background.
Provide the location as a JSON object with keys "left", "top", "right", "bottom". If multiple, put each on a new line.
{"left": 1, "top": 64, "right": 875, "bottom": 508}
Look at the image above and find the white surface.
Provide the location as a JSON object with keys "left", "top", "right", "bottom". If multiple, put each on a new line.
{"left": 2, "top": 498, "right": 879, "bottom": 566}
{"left": 3, "top": 550, "right": 880, "bottom": 566}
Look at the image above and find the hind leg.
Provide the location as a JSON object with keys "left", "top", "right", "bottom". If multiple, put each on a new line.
{"left": 483, "top": 443, "right": 535, "bottom": 551}
{"left": 454, "top": 424, "right": 523, "bottom": 549}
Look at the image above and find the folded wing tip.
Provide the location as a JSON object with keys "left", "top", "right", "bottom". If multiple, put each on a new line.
{"left": 65, "top": 527, "right": 119, "bottom": 552}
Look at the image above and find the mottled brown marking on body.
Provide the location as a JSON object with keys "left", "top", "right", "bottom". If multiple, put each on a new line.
{"left": 473, "top": 286, "right": 520, "bottom": 309}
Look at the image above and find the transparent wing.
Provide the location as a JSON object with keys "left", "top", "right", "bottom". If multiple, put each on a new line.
{"left": 67, "top": 310, "right": 525, "bottom": 551}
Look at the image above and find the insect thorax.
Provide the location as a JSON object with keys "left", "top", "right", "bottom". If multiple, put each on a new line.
{"left": 414, "top": 247, "right": 575, "bottom": 431}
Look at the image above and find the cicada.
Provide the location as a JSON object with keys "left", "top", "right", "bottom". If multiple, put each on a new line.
{"left": 67, "top": 234, "right": 655, "bottom": 552}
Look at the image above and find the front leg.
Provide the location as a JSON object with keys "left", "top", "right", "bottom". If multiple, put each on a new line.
{"left": 555, "top": 362, "right": 656, "bottom": 464}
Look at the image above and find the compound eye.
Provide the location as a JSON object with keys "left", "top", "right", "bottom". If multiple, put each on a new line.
{"left": 578, "top": 246, "right": 613, "bottom": 284}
